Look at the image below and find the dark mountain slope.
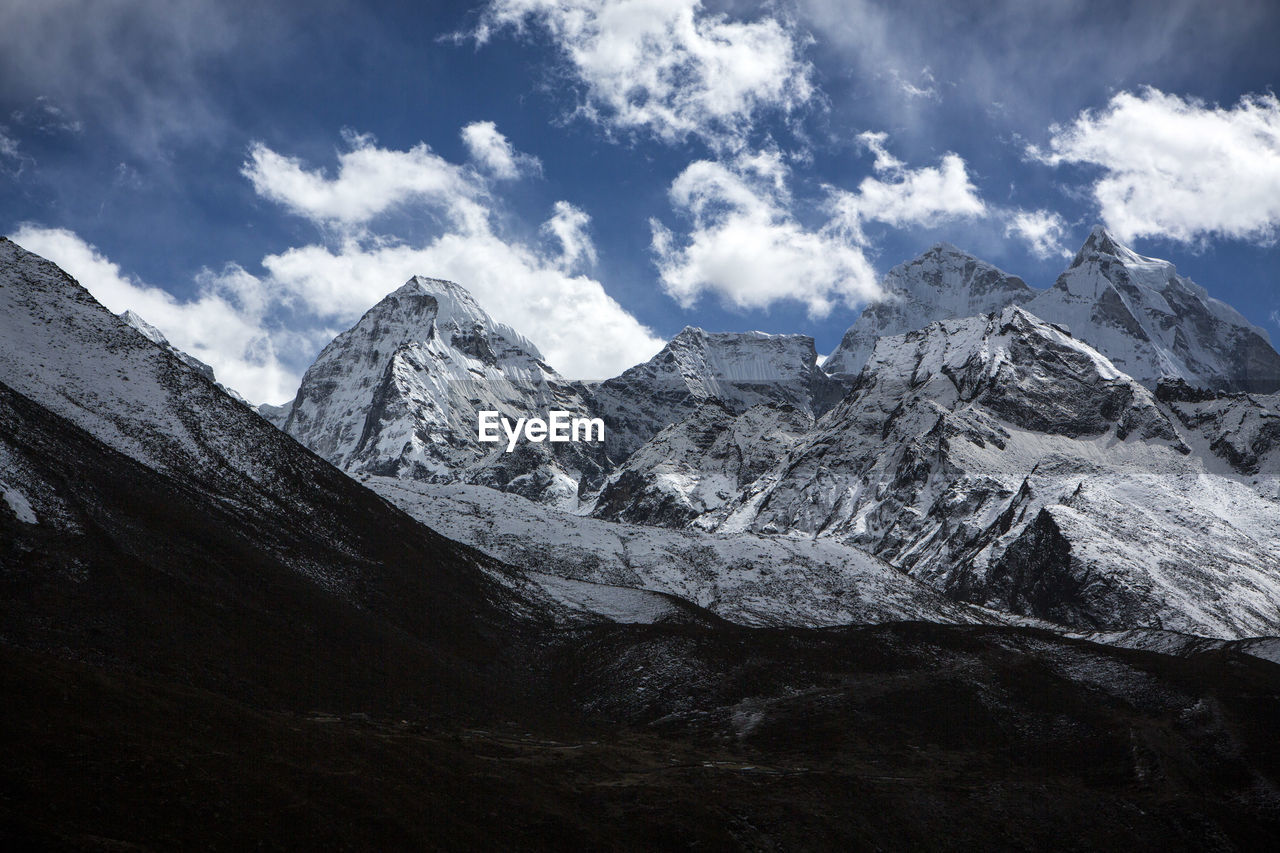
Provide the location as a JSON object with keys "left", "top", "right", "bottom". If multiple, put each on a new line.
{"left": 0, "top": 378, "right": 545, "bottom": 716}
{"left": 3, "top": 620, "right": 1280, "bottom": 851}
{"left": 5, "top": 236, "right": 1280, "bottom": 850}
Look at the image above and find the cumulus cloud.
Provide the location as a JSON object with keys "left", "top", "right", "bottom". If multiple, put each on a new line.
{"left": 14, "top": 128, "right": 665, "bottom": 398}
{"left": 8, "top": 225, "right": 308, "bottom": 404}
{"left": 1005, "top": 208, "right": 1072, "bottom": 259}
{"left": 461, "top": 120, "right": 539, "bottom": 179}
{"left": 651, "top": 135, "right": 990, "bottom": 316}
{"left": 826, "top": 132, "right": 986, "bottom": 239}
{"left": 260, "top": 230, "right": 657, "bottom": 380}
{"left": 246, "top": 131, "right": 661, "bottom": 377}
{"left": 242, "top": 132, "right": 487, "bottom": 230}
{"left": 649, "top": 150, "right": 879, "bottom": 317}
{"left": 1029, "top": 88, "right": 1280, "bottom": 244}
{"left": 472, "top": 0, "right": 814, "bottom": 148}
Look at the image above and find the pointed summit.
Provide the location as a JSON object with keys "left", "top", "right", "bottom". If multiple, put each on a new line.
{"left": 1070, "top": 225, "right": 1151, "bottom": 268}
{"left": 823, "top": 243, "right": 1032, "bottom": 377}
{"left": 284, "top": 276, "right": 602, "bottom": 505}
{"left": 118, "top": 308, "right": 221, "bottom": 385}
{"left": 1026, "top": 228, "right": 1280, "bottom": 392}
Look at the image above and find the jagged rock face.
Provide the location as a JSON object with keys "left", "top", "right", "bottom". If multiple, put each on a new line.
{"left": 824, "top": 229, "right": 1280, "bottom": 394}
{"left": 1025, "top": 227, "right": 1280, "bottom": 393}
{"left": 1157, "top": 379, "right": 1280, "bottom": 485}
{"left": 590, "top": 326, "right": 845, "bottom": 462}
{"left": 823, "top": 244, "right": 1034, "bottom": 377}
{"left": 368, "top": 478, "right": 1005, "bottom": 629}
{"left": 590, "top": 401, "right": 813, "bottom": 527}
{"left": 709, "top": 306, "right": 1280, "bottom": 639}
{"left": 284, "top": 276, "right": 606, "bottom": 505}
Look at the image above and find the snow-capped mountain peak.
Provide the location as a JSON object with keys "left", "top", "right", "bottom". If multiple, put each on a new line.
{"left": 823, "top": 243, "right": 1034, "bottom": 377}
{"left": 1026, "top": 227, "right": 1280, "bottom": 392}
{"left": 284, "top": 275, "right": 603, "bottom": 505}
{"left": 1070, "top": 224, "right": 1154, "bottom": 268}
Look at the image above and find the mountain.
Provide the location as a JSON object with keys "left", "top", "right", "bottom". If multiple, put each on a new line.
{"left": 1024, "top": 226, "right": 1280, "bottom": 392}
{"left": 711, "top": 306, "right": 1280, "bottom": 639}
{"left": 284, "top": 276, "right": 608, "bottom": 506}
{"left": 0, "top": 236, "right": 556, "bottom": 714}
{"left": 119, "top": 308, "right": 217, "bottom": 380}
{"left": 824, "top": 228, "right": 1280, "bottom": 394}
{"left": 118, "top": 307, "right": 251, "bottom": 404}
{"left": 6, "top": 235, "right": 1280, "bottom": 849}
{"left": 255, "top": 400, "right": 292, "bottom": 428}
{"left": 590, "top": 400, "right": 814, "bottom": 526}
{"left": 823, "top": 243, "right": 1034, "bottom": 377}
{"left": 1156, "top": 379, "right": 1280, "bottom": 480}
{"left": 368, "top": 478, "right": 1005, "bottom": 628}
{"left": 589, "top": 326, "right": 845, "bottom": 462}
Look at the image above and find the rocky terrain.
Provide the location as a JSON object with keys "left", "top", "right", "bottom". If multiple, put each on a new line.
{"left": 5, "top": 234, "right": 1280, "bottom": 849}
{"left": 707, "top": 307, "right": 1280, "bottom": 638}
{"left": 823, "top": 242, "right": 1035, "bottom": 377}
{"left": 586, "top": 325, "right": 846, "bottom": 462}
{"left": 827, "top": 226, "right": 1280, "bottom": 393}
{"left": 589, "top": 400, "right": 814, "bottom": 526}
{"left": 262, "top": 228, "right": 1280, "bottom": 644}
{"left": 284, "top": 276, "right": 609, "bottom": 505}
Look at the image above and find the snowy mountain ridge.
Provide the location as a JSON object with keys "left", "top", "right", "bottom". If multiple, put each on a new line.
{"left": 588, "top": 324, "right": 845, "bottom": 462}
{"left": 704, "top": 306, "right": 1280, "bottom": 638}
{"left": 283, "top": 275, "right": 607, "bottom": 505}
{"left": 826, "top": 227, "right": 1280, "bottom": 394}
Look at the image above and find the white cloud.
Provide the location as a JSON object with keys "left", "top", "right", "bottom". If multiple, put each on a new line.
{"left": 242, "top": 132, "right": 487, "bottom": 230}
{"left": 8, "top": 225, "right": 307, "bottom": 405}
{"left": 650, "top": 150, "right": 879, "bottom": 317}
{"left": 461, "top": 120, "right": 539, "bottom": 179}
{"left": 11, "top": 130, "right": 665, "bottom": 397}
{"left": 826, "top": 132, "right": 986, "bottom": 239}
{"left": 473, "top": 0, "right": 814, "bottom": 148}
{"left": 1005, "top": 208, "right": 1071, "bottom": 259}
{"left": 651, "top": 134, "right": 990, "bottom": 316}
{"left": 260, "top": 230, "right": 659, "bottom": 380}
{"left": 244, "top": 132, "right": 662, "bottom": 379}
{"left": 1029, "top": 88, "right": 1280, "bottom": 244}
{"left": 542, "top": 200, "right": 597, "bottom": 271}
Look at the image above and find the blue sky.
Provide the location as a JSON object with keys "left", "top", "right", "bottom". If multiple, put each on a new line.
{"left": 2, "top": 0, "right": 1278, "bottom": 403}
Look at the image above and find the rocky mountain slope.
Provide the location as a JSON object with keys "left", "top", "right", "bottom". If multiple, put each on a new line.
{"left": 826, "top": 227, "right": 1280, "bottom": 394}
{"left": 367, "top": 478, "right": 1008, "bottom": 628}
{"left": 588, "top": 326, "right": 845, "bottom": 462}
{"left": 5, "top": 238, "right": 1280, "bottom": 850}
{"left": 589, "top": 400, "right": 814, "bottom": 526}
{"left": 0, "top": 236, "right": 569, "bottom": 714}
{"left": 1157, "top": 379, "right": 1280, "bottom": 483}
{"left": 1024, "top": 227, "right": 1280, "bottom": 392}
{"left": 284, "top": 276, "right": 608, "bottom": 505}
{"left": 709, "top": 307, "right": 1280, "bottom": 638}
